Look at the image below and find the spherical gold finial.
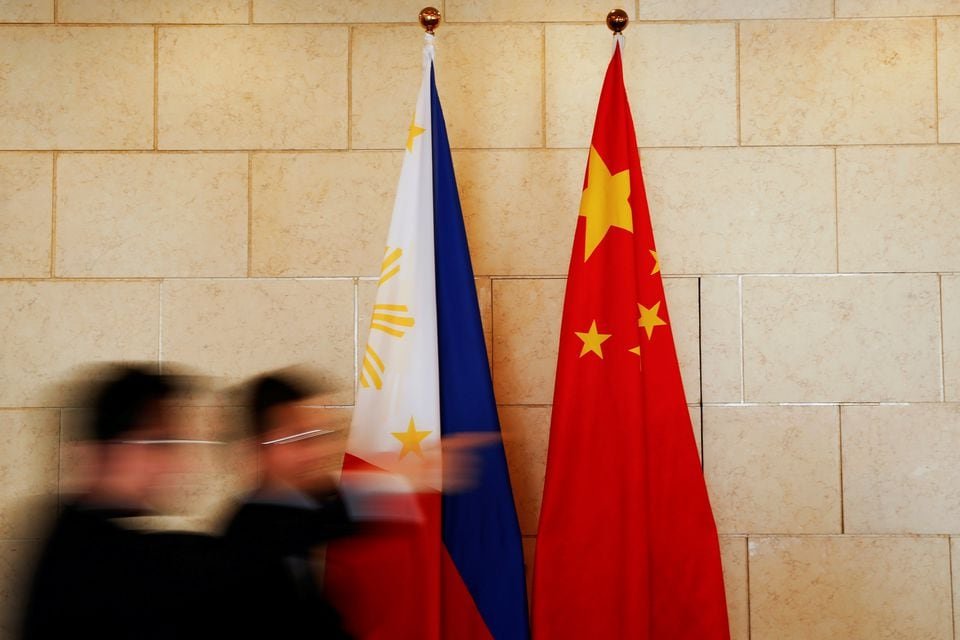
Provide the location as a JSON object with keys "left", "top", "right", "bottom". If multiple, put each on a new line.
{"left": 606, "top": 8, "right": 629, "bottom": 33}
{"left": 419, "top": 6, "right": 441, "bottom": 33}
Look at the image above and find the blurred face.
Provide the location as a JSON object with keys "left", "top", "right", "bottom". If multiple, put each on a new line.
{"left": 100, "top": 400, "right": 189, "bottom": 504}
{"left": 259, "top": 404, "right": 343, "bottom": 491}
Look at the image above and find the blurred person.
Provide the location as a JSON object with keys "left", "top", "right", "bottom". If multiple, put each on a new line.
{"left": 19, "top": 365, "right": 225, "bottom": 640}
{"left": 221, "top": 372, "right": 355, "bottom": 639}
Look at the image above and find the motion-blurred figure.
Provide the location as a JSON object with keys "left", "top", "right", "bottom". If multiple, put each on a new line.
{"left": 221, "top": 372, "right": 355, "bottom": 639}
{"left": 20, "top": 365, "right": 222, "bottom": 639}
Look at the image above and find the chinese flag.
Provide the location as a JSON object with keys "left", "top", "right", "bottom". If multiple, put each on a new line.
{"left": 531, "top": 41, "right": 730, "bottom": 639}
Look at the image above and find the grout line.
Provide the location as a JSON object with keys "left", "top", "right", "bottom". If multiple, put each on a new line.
{"left": 49, "top": 152, "right": 58, "bottom": 277}
{"left": 838, "top": 406, "right": 845, "bottom": 534}
{"left": 540, "top": 23, "right": 547, "bottom": 148}
{"left": 347, "top": 26, "right": 353, "bottom": 150}
{"left": 697, "top": 276, "right": 705, "bottom": 471}
{"left": 53, "top": 0, "right": 58, "bottom": 23}
{"left": 738, "top": 275, "right": 744, "bottom": 402}
{"left": 744, "top": 535, "right": 752, "bottom": 640}
{"left": 248, "top": 0, "right": 254, "bottom": 24}
{"left": 940, "top": 273, "right": 947, "bottom": 401}
{"left": 735, "top": 22, "right": 742, "bottom": 146}
{"left": 949, "top": 538, "right": 957, "bottom": 640}
{"left": 935, "top": 18, "right": 941, "bottom": 144}
{"left": 833, "top": 146, "right": 840, "bottom": 272}
{"left": 157, "top": 280, "right": 164, "bottom": 372}
{"left": 153, "top": 26, "right": 159, "bottom": 151}
{"left": 833, "top": 0, "right": 838, "bottom": 18}
{"left": 247, "top": 153, "right": 253, "bottom": 277}
{"left": 353, "top": 278, "right": 360, "bottom": 400}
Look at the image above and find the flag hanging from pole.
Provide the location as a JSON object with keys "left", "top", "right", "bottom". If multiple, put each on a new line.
{"left": 531, "top": 36, "right": 730, "bottom": 639}
{"left": 325, "top": 32, "right": 529, "bottom": 640}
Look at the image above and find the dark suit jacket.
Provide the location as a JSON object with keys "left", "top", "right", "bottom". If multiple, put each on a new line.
{"left": 20, "top": 502, "right": 226, "bottom": 640}
{"left": 219, "top": 490, "right": 356, "bottom": 640}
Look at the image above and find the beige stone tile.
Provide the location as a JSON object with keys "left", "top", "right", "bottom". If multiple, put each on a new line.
{"left": 56, "top": 153, "right": 247, "bottom": 277}
{"left": 643, "top": 147, "right": 836, "bottom": 274}
{"left": 742, "top": 275, "right": 941, "bottom": 402}
{"left": 664, "top": 277, "right": 700, "bottom": 405}
{"left": 446, "top": 0, "right": 611, "bottom": 21}
{"left": 700, "top": 277, "right": 741, "bottom": 403}
{"left": 546, "top": 23, "right": 737, "bottom": 148}
{"left": 0, "top": 541, "right": 41, "bottom": 639}
{"left": 718, "top": 536, "right": 748, "bottom": 640}
{"left": 475, "top": 277, "right": 493, "bottom": 367}
{"left": 938, "top": 19, "right": 960, "bottom": 142}
{"left": 0, "top": 153, "right": 50, "bottom": 277}
{"left": 0, "top": 0, "right": 51, "bottom": 21}
{"left": 741, "top": 19, "right": 937, "bottom": 145}
{"left": 837, "top": 146, "right": 960, "bottom": 272}
{"left": 0, "top": 281, "right": 160, "bottom": 407}
{"left": 161, "top": 279, "right": 354, "bottom": 404}
{"left": 158, "top": 26, "right": 348, "bottom": 150}
{"left": 59, "top": 0, "right": 247, "bottom": 22}
{"left": 492, "top": 279, "right": 565, "bottom": 405}
{"left": 703, "top": 406, "right": 840, "bottom": 534}
{"left": 351, "top": 24, "right": 542, "bottom": 149}
{"left": 640, "top": 0, "right": 832, "bottom": 19}
{"left": 748, "top": 536, "right": 952, "bottom": 640}
{"left": 0, "top": 27, "right": 152, "bottom": 150}
{"left": 690, "top": 405, "right": 702, "bottom": 461}
{"left": 840, "top": 0, "right": 960, "bottom": 15}
{"left": 453, "top": 149, "right": 584, "bottom": 276}
{"left": 254, "top": 0, "right": 423, "bottom": 22}
{"left": 842, "top": 404, "right": 960, "bottom": 533}
{"left": 945, "top": 275, "right": 960, "bottom": 401}
{"left": 500, "top": 406, "right": 549, "bottom": 536}
{"left": 0, "top": 410, "right": 58, "bottom": 539}
{"left": 251, "top": 152, "right": 400, "bottom": 277}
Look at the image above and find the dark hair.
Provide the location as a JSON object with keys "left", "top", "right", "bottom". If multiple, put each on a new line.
{"left": 90, "top": 366, "right": 180, "bottom": 442}
{"left": 248, "top": 373, "right": 312, "bottom": 437}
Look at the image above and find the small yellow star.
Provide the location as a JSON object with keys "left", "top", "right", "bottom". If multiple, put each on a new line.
{"left": 405, "top": 116, "right": 425, "bottom": 153}
{"left": 638, "top": 302, "right": 667, "bottom": 340}
{"left": 579, "top": 146, "right": 633, "bottom": 261}
{"left": 628, "top": 346, "right": 642, "bottom": 356}
{"left": 575, "top": 320, "right": 612, "bottom": 359}
{"left": 649, "top": 249, "right": 660, "bottom": 275}
{"left": 391, "top": 417, "right": 432, "bottom": 459}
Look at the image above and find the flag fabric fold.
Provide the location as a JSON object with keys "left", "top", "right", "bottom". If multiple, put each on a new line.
{"left": 531, "top": 38, "right": 730, "bottom": 640}
{"left": 325, "top": 33, "right": 529, "bottom": 640}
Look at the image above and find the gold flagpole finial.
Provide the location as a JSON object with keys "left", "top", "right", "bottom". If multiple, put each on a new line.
{"left": 419, "top": 7, "right": 441, "bottom": 33}
{"left": 606, "top": 8, "right": 629, "bottom": 33}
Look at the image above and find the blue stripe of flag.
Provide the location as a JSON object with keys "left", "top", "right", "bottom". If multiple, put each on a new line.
{"left": 430, "top": 64, "right": 530, "bottom": 640}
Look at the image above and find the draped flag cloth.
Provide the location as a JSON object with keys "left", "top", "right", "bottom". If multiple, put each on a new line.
{"left": 325, "top": 33, "right": 529, "bottom": 640}
{"left": 531, "top": 38, "right": 730, "bottom": 640}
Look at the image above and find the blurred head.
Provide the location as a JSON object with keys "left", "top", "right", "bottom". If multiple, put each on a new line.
{"left": 248, "top": 372, "right": 342, "bottom": 492}
{"left": 80, "top": 366, "right": 187, "bottom": 506}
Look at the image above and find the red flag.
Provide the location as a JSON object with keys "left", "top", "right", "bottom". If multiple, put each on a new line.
{"left": 531, "top": 41, "right": 730, "bottom": 639}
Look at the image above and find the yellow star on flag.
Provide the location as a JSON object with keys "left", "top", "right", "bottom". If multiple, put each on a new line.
{"left": 579, "top": 146, "right": 632, "bottom": 261}
{"left": 575, "top": 320, "right": 612, "bottom": 359}
{"left": 638, "top": 302, "right": 667, "bottom": 340}
{"left": 392, "top": 417, "right": 432, "bottom": 459}
{"left": 406, "top": 116, "right": 425, "bottom": 153}
{"left": 649, "top": 249, "right": 660, "bottom": 275}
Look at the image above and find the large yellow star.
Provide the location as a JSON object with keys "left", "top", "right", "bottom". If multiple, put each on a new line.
{"left": 575, "top": 320, "right": 612, "bottom": 359}
{"left": 406, "top": 116, "right": 425, "bottom": 152}
{"left": 391, "top": 417, "right": 432, "bottom": 459}
{"left": 579, "top": 146, "right": 633, "bottom": 261}
{"left": 638, "top": 302, "right": 667, "bottom": 340}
